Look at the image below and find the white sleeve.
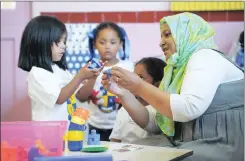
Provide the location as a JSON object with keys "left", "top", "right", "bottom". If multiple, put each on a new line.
{"left": 28, "top": 68, "right": 62, "bottom": 109}
{"left": 144, "top": 106, "right": 161, "bottom": 134}
{"left": 170, "top": 49, "right": 243, "bottom": 122}
{"left": 109, "top": 109, "right": 124, "bottom": 140}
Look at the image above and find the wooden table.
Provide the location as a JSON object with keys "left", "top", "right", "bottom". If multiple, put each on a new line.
{"left": 63, "top": 141, "right": 193, "bottom": 161}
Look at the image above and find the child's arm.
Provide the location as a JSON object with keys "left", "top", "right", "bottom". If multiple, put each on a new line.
{"left": 76, "top": 78, "right": 97, "bottom": 102}
{"left": 109, "top": 109, "right": 124, "bottom": 142}
{"left": 118, "top": 90, "right": 150, "bottom": 129}
{"left": 56, "top": 65, "right": 101, "bottom": 104}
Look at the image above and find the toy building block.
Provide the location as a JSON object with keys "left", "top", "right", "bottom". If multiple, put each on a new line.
{"left": 104, "top": 69, "right": 112, "bottom": 78}
{"left": 88, "top": 58, "right": 102, "bottom": 69}
{"left": 87, "top": 130, "right": 100, "bottom": 145}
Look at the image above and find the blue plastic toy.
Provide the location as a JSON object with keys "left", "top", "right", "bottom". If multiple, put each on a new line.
{"left": 28, "top": 146, "right": 58, "bottom": 161}
{"left": 88, "top": 58, "right": 102, "bottom": 69}
{"left": 104, "top": 69, "right": 112, "bottom": 78}
{"left": 87, "top": 130, "right": 100, "bottom": 145}
{"left": 28, "top": 147, "right": 44, "bottom": 161}
{"left": 67, "top": 115, "right": 87, "bottom": 151}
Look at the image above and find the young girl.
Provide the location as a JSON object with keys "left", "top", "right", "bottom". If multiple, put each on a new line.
{"left": 232, "top": 31, "right": 244, "bottom": 69}
{"left": 18, "top": 15, "right": 102, "bottom": 121}
{"left": 109, "top": 57, "right": 167, "bottom": 143}
{"left": 76, "top": 22, "right": 134, "bottom": 141}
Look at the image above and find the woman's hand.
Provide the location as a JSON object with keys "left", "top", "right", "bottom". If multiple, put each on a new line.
{"left": 101, "top": 75, "right": 127, "bottom": 96}
{"left": 101, "top": 67, "right": 144, "bottom": 95}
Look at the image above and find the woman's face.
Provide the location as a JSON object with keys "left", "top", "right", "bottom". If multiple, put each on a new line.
{"left": 159, "top": 23, "right": 176, "bottom": 60}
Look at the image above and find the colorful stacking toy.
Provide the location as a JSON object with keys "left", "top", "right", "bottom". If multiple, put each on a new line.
{"left": 67, "top": 108, "right": 89, "bottom": 151}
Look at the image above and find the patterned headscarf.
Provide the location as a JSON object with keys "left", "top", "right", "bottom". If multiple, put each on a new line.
{"left": 156, "top": 12, "right": 218, "bottom": 136}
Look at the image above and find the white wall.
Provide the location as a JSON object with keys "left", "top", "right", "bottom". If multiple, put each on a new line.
{"left": 32, "top": 2, "right": 244, "bottom": 60}
{"left": 32, "top": 2, "right": 170, "bottom": 17}
{"left": 120, "top": 22, "right": 244, "bottom": 62}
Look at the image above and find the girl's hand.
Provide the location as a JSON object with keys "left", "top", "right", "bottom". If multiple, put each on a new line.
{"left": 79, "top": 66, "right": 101, "bottom": 80}
{"left": 78, "top": 61, "right": 105, "bottom": 80}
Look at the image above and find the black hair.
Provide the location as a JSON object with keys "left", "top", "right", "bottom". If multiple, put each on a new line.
{"left": 239, "top": 31, "right": 244, "bottom": 52}
{"left": 136, "top": 57, "right": 167, "bottom": 83}
{"left": 88, "top": 21, "right": 126, "bottom": 60}
{"left": 18, "top": 15, "right": 67, "bottom": 72}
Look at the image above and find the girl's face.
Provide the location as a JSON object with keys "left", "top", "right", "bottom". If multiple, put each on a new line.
{"left": 95, "top": 28, "right": 122, "bottom": 63}
{"left": 159, "top": 23, "right": 176, "bottom": 60}
{"left": 51, "top": 33, "right": 66, "bottom": 62}
{"left": 134, "top": 64, "right": 154, "bottom": 85}
{"left": 134, "top": 63, "right": 156, "bottom": 106}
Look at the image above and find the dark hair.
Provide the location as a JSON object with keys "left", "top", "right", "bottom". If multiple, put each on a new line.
{"left": 136, "top": 57, "right": 167, "bottom": 82}
{"left": 18, "top": 15, "right": 67, "bottom": 72}
{"left": 239, "top": 31, "right": 244, "bottom": 52}
{"left": 88, "top": 21, "right": 126, "bottom": 60}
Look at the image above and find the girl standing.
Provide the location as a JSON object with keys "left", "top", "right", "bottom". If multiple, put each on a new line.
{"left": 76, "top": 22, "right": 134, "bottom": 141}
{"left": 18, "top": 15, "right": 102, "bottom": 121}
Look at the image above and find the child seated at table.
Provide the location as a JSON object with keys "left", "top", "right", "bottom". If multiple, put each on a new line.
{"left": 109, "top": 57, "right": 167, "bottom": 143}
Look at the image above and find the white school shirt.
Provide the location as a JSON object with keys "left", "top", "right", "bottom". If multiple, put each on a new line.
{"left": 109, "top": 105, "right": 156, "bottom": 143}
{"left": 88, "top": 60, "right": 134, "bottom": 129}
{"left": 145, "top": 49, "right": 244, "bottom": 133}
{"left": 28, "top": 64, "right": 81, "bottom": 121}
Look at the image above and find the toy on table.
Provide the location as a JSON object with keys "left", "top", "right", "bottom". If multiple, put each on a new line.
{"left": 67, "top": 108, "right": 89, "bottom": 151}
{"left": 88, "top": 130, "right": 100, "bottom": 145}
{"left": 82, "top": 145, "right": 108, "bottom": 153}
{"left": 91, "top": 86, "right": 120, "bottom": 113}
{"left": 1, "top": 142, "right": 18, "bottom": 161}
{"left": 28, "top": 147, "right": 44, "bottom": 161}
{"left": 1, "top": 140, "right": 58, "bottom": 161}
{"left": 88, "top": 58, "right": 103, "bottom": 69}
{"left": 82, "top": 131, "right": 109, "bottom": 153}
{"left": 35, "top": 140, "right": 58, "bottom": 156}
{"left": 28, "top": 140, "right": 59, "bottom": 161}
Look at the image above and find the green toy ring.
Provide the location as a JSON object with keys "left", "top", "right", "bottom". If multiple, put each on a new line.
{"left": 82, "top": 145, "right": 108, "bottom": 153}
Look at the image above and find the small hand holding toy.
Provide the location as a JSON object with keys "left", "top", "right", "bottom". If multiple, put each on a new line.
{"left": 87, "top": 57, "right": 106, "bottom": 104}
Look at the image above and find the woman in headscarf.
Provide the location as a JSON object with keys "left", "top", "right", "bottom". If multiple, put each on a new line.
{"left": 102, "top": 12, "right": 244, "bottom": 161}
